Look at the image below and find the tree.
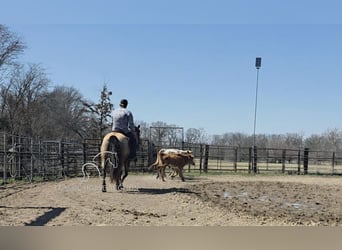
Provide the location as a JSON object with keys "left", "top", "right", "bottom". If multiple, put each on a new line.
{"left": 0, "top": 64, "right": 49, "bottom": 135}
{"left": 322, "top": 128, "right": 342, "bottom": 152}
{"left": 0, "top": 25, "right": 26, "bottom": 82}
{"left": 185, "top": 128, "right": 207, "bottom": 144}
{"left": 284, "top": 133, "right": 304, "bottom": 149}
{"left": 135, "top": 120, "right": 149, "bottom": 139}
{"left": 305, "top": 134, "right": 324, "bottom": 151}
{"left": 82, "top": 84, "right": 113, "bottom": 138}
{"left": 148, "top": 122, "right": 184, "bottom": 147}
{"left": 149, "top": 121, "right": 169, "bottom": 145}
{"left": 40, "top": 86, "right": 89, "bottom": 139}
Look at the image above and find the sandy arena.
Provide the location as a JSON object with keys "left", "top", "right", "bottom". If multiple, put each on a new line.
{"left": 1, "top": 173, "right": 342, "bottom": 226}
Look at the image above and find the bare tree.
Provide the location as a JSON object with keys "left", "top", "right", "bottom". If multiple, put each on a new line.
{"left": 135, "top": 120, "right": 149, "bottom": 139}
{"left": 322, "top": 128, "right": 342, "bottom": 152}
{"left": 284, "top": 133, "right": 304, "bottom": 149}
{"left": 150, "top": 121, "right": 169, "bottom": 145}
{"left": 305, "top": 134, "right": 324, "bottom": 151}
{"left": 41, "top": 86, "right": 89, "bottom": 139}
{"left": 185, "top": 128, "right": 208, "bottom": 144}
{"left": 0, "top": 64, "right": 49, "bottom": 135}
{"left": 0, "top": 24, "right": 26, "bottom": 82}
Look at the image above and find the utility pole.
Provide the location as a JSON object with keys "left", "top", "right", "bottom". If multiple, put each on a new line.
{"left": 253, "top": 57, "right": 262, "bottom": 173}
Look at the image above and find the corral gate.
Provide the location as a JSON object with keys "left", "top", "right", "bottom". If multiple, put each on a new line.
{"left": 148, "top": 126, "right": 184, "bottom": 165}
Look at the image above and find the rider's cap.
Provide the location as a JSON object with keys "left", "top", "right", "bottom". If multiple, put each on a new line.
{"left": 120, "top": 99, "right": 128, "bottom": 108}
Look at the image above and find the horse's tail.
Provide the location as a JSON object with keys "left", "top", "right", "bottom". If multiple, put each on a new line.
{"left": 108, "top": 136, "right": 120, "bottom": 183}
{"left": 100, "top": 138, "right": 108, "bottom": 173}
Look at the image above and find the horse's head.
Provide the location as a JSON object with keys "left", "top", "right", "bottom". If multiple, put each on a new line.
{"left": 135, "top": 125, "right": 141, "bottom": 147}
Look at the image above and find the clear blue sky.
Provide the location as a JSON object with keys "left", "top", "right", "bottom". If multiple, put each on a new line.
{"left": 2, "top": 0, "right": 342, "bottom": 137}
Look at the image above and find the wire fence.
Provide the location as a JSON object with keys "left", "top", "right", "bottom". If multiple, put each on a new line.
{"left": 1, "top": 132, "right": 342, "bottom": 184}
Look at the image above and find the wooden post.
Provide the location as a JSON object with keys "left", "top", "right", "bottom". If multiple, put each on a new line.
{"left": 332, "top": 152, "right": 336, "bottom": 174}
{"left": 59, "top": 140, "right": 64, "bottom": 177}
{"left": 203, "top": 144, "right": 209, "bottom": 173}
{"left": 297, "top": 150, "right": 301, "bottom": 175}
{"left": 82, "top": 141, "right": 87, "bottom": 165}
{"left": 253, "top": 146, "right": 258, "bottom": 173}
{"left": 303, "top": 148, "right": 309, "bottom": 175}
{"left": 30, "top": 138, "right": 34, "bottom": 182}
{"left": 282, "top": 149, "right": 286, "bottom": 173}
{"left": 234, "top": 147, "right": 238, "bottom": 172}
{"left": 3, "top": 132, "right": 7, "bottom": 184}
{"left": 248, "top": 147, "right": 252, "bottom": 173}
{"left": 199, "top": 144, "right": 203, "bottom": 174}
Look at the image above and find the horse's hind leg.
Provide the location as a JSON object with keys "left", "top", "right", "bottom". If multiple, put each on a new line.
{"left": 116, "top": 176, "right": 122, "bottom": 190}
{"left": 119, "top": 162, "right": 129, "bottom": 189}
{"left": 114, "top": 167, "right": 122, "bottom": 190}
{"left": 117, "top": 174, "right": 124, "bottom": 190}
{"left": 102, "top": 164, "right": 107, "bottom": 192}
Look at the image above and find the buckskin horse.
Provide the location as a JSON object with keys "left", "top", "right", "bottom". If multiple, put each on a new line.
{"left": 100, "top": 125, "right": 141, "bottom": 192}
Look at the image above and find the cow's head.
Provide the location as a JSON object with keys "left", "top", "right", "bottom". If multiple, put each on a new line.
{"left": 187, "top": 154, "right": 195, "bottom": 166}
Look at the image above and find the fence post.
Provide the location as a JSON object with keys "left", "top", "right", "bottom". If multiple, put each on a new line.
{"left": 282, "top": 149, "right": 286, "bottom": 173}
{"left": 203, "top": 144, "right": 209, "bottom": 173}
{"left": 199, "top": 144, "right": 203, "bottom": 174}
{"left": 82, "top": 141, "right": 87, "bottom": 165}
{"left": 253, "top": 146, "right": 258, "bottom": 173}
{"left": 303, "top": 148, "right": 309, "bottom": 175}
{"left": 59, "top": 140, "right": 65, "bottom": 177}
{"left": 297, "top": 150, "right": 301, "bottom": 175}
{"left": 30, "top": 138, "right": 33, "bottom": 182}
{"left": 3, "top": 132, "right": 7, "bottom": 184}
{"left": 248, "top": 147, "right": 252, "bottom": 173}
{"left": 332, "top": 152, "right": 336, "bottom": 174}
{"left": 234, "top": 147, "right": 238, "bottom": 172}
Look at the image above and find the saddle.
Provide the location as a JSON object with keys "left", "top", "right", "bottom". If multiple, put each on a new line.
{"left": 112, "top": 129, "right": 129, "bottom": 138}
{"left": 112, "top": 129, "right": 137, "bottom": 160}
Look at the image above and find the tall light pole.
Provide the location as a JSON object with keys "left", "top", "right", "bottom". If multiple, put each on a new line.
{"left": 253, "top": 57, "right": 261, "bottom": 173}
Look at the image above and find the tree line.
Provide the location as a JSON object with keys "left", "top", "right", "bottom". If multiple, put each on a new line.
{"left": 1, "top": 24, "right": 341, "bottom": 152}
{"left": 0, "top": 24, "right": 112, "bottom": 140}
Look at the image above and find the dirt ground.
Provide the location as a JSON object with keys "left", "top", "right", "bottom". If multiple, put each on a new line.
{"left": 1, "top": 173, "right": 342, "bottom": 226}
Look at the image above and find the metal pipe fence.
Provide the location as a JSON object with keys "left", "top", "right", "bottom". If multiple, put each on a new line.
{"left": 181, "top": 143, "right": 342, "bottom": 175}
{"left": 1, "top": 132, "right": 342, "bottom": 184}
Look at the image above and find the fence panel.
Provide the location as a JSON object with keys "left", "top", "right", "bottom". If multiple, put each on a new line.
{"left": 2, "top": 131, "right": 342, "bottom": 184}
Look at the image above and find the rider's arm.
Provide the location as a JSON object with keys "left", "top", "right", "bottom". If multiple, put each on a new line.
{"left": 127, "top": 111, "right": 135, "bottom": 132}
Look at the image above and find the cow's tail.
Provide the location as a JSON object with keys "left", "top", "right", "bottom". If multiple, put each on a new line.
{"left": 148, "top": 150, "right": 165, "bottom": 170}
{"left": 148, "top": 158, "right": 159, "bottom": 170}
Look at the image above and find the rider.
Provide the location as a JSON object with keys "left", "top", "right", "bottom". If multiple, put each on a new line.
{"left": 111, "top": 99, "right": 137, "bottom": 160}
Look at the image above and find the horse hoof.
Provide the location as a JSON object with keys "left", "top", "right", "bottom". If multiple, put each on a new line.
{"left": 102, "top": 187, "right": 107, "bottom": 192}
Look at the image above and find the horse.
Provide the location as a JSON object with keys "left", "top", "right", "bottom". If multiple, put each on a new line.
{"left": 100, "top": 125, "right": 141, "bottom": 192}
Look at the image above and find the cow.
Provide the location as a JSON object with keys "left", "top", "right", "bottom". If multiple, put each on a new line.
{"left": 149, "top": 148, "right": 195, "bottom": 182}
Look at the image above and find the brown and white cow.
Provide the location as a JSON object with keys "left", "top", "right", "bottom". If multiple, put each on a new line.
{"left": 149, "top": 149, "right": 195, "bottom": 182}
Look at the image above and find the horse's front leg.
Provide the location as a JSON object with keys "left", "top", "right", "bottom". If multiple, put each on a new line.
{"left": 102, "top": 164, "right": 107, "bottom": 192}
